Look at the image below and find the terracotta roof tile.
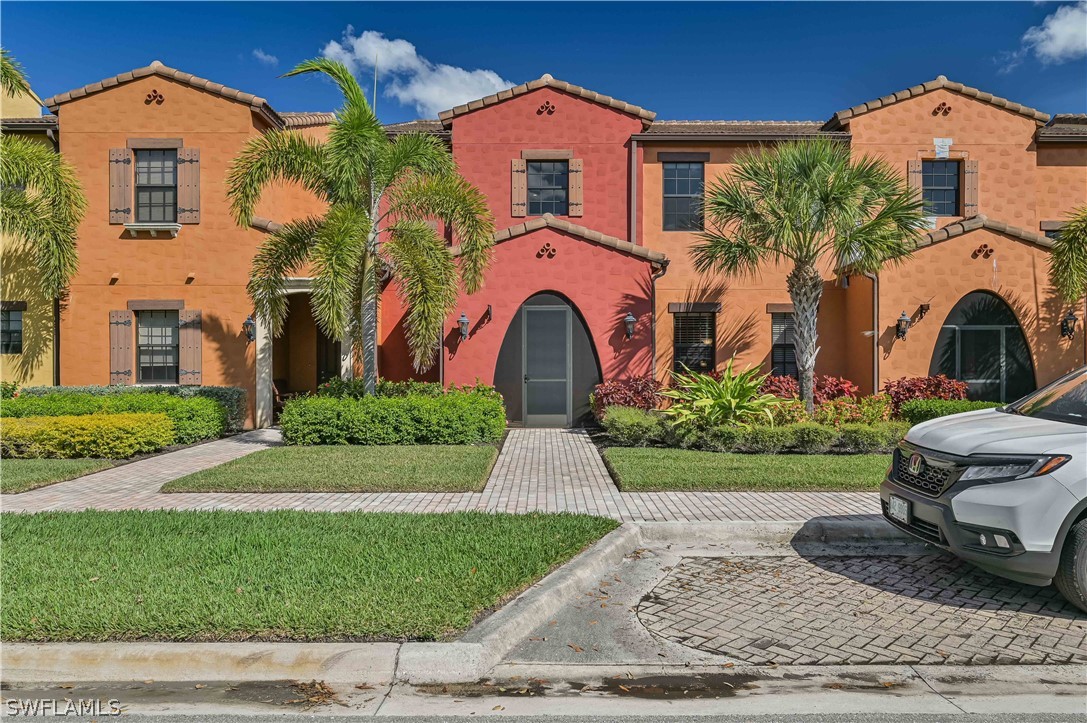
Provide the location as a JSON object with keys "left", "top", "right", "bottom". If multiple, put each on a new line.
{"left": 915, "top": 215, "right": 1054, "bottom": 251}
{"left": 0, "top": 115, "right": 57, "bottom": 131}
{"left": 281, "top": 112, "right": 336, "bottom": 128}
{"left": 1038, "top": 114, "right": 1087, "bottom": 141}
{"left": 637, "top": 120, "right": 848, "bottom": 140}
{"left": 383, "top": 119, "right": 449, "bottom": 137}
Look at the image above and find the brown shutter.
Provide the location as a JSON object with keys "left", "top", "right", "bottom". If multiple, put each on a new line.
{"left": 907, "top": 160, "right": 922, "bottom": 206}
{"left": 177, "top": 147, "right": 201, "bottom": 224}
{"left": 109, "top": 148, "right": 132, "bottom": 224}
{"left": 109, "top": 310, "right": 134, "bottom": 385}
{"left": 963, "top": 160, "right": 979, "bottom": 218}
{"left": 511, "top": 158, "right": 527, "bottom": 217}
{"left": 179, "top": 309, "right": 202, "bottom": 385}
{"left": 568, "top": 158, "right": 584, "bottom": 217}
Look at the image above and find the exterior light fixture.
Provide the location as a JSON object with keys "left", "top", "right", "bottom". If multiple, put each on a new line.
{"left": 623, "top": 312, "right": 637, "bottom": 339}
{"left": 458, "top": 313, "right": 471, "bottom": 341}
{"left": 895, "top": 311, "right": 911, "bottom": 340}
{"left": 242, "top": 314, "right": 257, "bottom": 343}
{"left": 1061, "top": 310, "right": 1078, "bottom": 340}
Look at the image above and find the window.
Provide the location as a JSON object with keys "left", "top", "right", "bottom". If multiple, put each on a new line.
{"left": 135, "top": 149, "right": 177, "bottom": 223}
{"left": 921, "top": 160, "right": 960, "bottom": 217}
{"left": 1, "top": 310, "right": 23, "bottom": 354}
{"left": 137, "top": 310, "right": 179, "bottom": 383}
{"left": 673, "top": 313, "right": 715, "bottom": 373}
{"left": 527, "top": 160, "right": 568, "bottom": 216}
{"left": 663, "top": 162, "right": 704, "bottom": 231}
{"left": 771, "top": 312, "right": 798, "bottom": 378}
{"left": 1045, "top": 230, "right": 1061, "bottom": 240}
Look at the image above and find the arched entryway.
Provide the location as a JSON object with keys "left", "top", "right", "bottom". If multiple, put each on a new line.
{"left": 493, "top": 292, "right": 602, "bottom": 427}
{"left": 928, "top": 291, "right": 1036, "bottom": 402}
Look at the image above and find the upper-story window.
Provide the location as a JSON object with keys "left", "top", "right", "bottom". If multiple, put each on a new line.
{"left": 663, "top": 162, "right": 704, "bottom": 231}
{"left": 135, "top": 149, "right": 178, "bottom": 223}
{"left": 922, "top": 160, "right": 960, "bottom": 217}
{"left": 527, "top": 160, "right": 569, "bottom": 216}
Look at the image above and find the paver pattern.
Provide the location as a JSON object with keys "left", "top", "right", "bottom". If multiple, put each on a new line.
{"left": 638, "top": 555, "right": 1087, "bottom": 665}
{"left": 3, "top": 428, "right": 880, "bottom": 522}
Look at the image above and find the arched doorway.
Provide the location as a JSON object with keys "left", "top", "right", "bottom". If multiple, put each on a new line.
{"left": 929, "top": 291, "right": 1036, "bottom": 402}
{"left": 493, "top": 292, "right": 602, "bottom": 427}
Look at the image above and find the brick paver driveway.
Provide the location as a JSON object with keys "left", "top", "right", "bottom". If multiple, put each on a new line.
{"left": 638, "top": 555, "right": 1087, "bottom": 665}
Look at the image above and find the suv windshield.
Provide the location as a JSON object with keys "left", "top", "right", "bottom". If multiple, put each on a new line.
{"left": 1005, "top": 368, "right": 1087, "bottom": 426}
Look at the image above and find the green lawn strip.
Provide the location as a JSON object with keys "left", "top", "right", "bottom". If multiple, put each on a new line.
{"left": 0, "top": 459, "right": 113, "bottom": 494}
{"left": 603, "top": 447, "right": 890, "bottom": 492}
{"left": 161, "top": 445, "right": 499, "bottom": 493}
{"left": 2, "top": 510, "right": 619, "bottom": 642}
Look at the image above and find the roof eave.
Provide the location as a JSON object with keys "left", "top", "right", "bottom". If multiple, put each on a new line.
{"left": 632, "top": 132, "right": 851, "bottom": 143}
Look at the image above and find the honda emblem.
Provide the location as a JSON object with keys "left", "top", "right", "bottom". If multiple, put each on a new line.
{"left": 908, "top": 453, "right": 925, "bottom": 476}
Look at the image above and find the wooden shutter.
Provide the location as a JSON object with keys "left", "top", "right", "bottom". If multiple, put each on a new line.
{"left": 907, "top": 160, "right": 922, "bottom": 204}
{"left": 511, "top": 159, "right": 527, "bottom": 217}
{"left": 568, "top": 158, "right": 584, "bottom": 217}
{"left": 109, "top": 310, "right": 134, "bottom": 385}
{"left": 178, "top": 309, "right": 202, "bottom": 385}
{"left": 177, "top": 147, "right": 201, "bottom": 224}
{"left": 963, "top": 160, "right": 979, "bottom": 218}
{"left": 109, "top": 148, "right": 132, "bottom": 224}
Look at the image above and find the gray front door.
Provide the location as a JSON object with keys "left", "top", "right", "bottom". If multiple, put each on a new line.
{"left": 523, "top": 305, "right": 572, "bottom": 426}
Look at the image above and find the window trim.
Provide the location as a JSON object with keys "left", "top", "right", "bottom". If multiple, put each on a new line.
{"left": 662, "top": 160, "right": 705, "bottom": 232}
{"left": 135, "top": 309, "right": 181, "bottom": 385}
{"left": 921, "top": 159, "right": 962, "bottom": 217}
{"left": 525, "top": 159, "right": 570, "bottom": 217}
{"left": 770, "top": 312, "right": 798, "bottom": 378}
{"left": 672, "top": 311, "right": 716, "bottom": 373}
{"left": 1, "top": 308, "right": 25, "bottom": 355}
{"left": 133, "top": 147, "right": 179, "bottom": 225}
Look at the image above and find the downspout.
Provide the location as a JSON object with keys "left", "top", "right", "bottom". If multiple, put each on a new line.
{"left": 651, "top": 261, "right": 670, "bottom": 381}
{"left": 53, "top": 298, "right": 61, "bottom": 385}
{"left": 864, "top": 272, "right": 879, "bottom": 394}
{"left": 629, "top": 138, "right": 638, "bottom": 245}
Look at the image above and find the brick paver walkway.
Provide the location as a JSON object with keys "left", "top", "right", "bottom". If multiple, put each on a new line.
{"left": 638, "top": 555, "right": 1087, "bottom": 665}
{"left": 2, "top": 428, "right": 880, "bottom": 522}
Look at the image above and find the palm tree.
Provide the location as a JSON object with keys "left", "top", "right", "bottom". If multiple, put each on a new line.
{"left": 1049, "top": 206, "right": 1087, "bottom": 304}
{"left": 0, "top": 48, "right": 86, "bottom": 297}
{"left": 228, "top": 58, "right": 494, "bottom": 393}
{"left": 692, "top": 138, "right": 927, "bottom": 413}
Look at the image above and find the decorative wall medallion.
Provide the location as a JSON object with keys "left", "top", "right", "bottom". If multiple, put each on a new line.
{"left": 537, "top": 242, "right": 557, "bottom": 258}
{"left": 145, "top": 89, "right": 165, "bottom": 105}
{"left": 972, "top": 243, "right": 994, "bottom": 259}
{"left": 932, "top": 102, "right": 951, "bottom": 116}
{"left": 537, "top": 100, "right": 556, "bottom": 116}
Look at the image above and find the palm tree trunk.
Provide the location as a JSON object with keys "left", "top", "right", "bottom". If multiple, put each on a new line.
{"left": 787, "top": 263, "right": 823, "bottom": 414}
{"left": 360, "top": 238, "right": 379, "bottom": 396}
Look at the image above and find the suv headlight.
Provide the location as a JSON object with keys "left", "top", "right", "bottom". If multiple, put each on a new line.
{"left": 959, "top": 455, "right": 1071, "bottom": 482}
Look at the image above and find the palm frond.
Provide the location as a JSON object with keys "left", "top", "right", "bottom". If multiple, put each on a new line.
{"left": 1050, "top": 206, "right": 1087, "bottom": 303}
{"left": 226, "top": 130, "right": 328, "bottom": 227}
{"left": 247, "top": 216, "right": 323, "bottom": 336}
{"left": 309, "top": 204, "right": 369, "bottom": 339}
{"left": 375, "top": 132, "right": 455, "bottom": 189}
{"left": 0, "top": 49, "right": 41, "bottom": 105}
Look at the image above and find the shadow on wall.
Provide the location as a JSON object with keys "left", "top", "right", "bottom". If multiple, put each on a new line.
{"left": 0, "top": 243, "right": 52, "bottom": 381}
{"left": 202, "top": 312, "right": 252, "bottom": 391}
{"left": 610, "top": 270, "right": 656, "bottom": 371}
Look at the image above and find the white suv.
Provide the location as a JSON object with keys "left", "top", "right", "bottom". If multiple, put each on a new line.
{"left": 881, "top": 367, "right": 1087, "bottom": 611}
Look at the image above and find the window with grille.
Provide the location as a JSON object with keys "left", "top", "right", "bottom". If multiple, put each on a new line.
{"left": 1, "top": 310, "right": 23, "bottom": 354}
{"left": 673, "top": 313, "right": 715, "bottom": 373}
{"left": 663, "top": 162, "right": 704, "bottom": 231}
{"left": 137, "top": 310, "right": 179, "bottom": 383}
{"left": 922, "top": 160, "right": 960, "bottom": 217}
{"left": 527, "top": 160, "right": 569, "bottom": 216}
{"left": 135, "top": 149, "right": 178, "bottom": 223}
{"left": 771, "top": 312, "right": 798, "bottom": 377}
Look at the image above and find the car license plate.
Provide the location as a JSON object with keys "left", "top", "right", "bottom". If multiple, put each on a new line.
{"left": 888, "top": 495, "right": 911, "bottom": 524}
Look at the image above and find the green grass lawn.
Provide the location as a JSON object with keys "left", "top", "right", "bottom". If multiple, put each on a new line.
{"left": 1, "top": 510, "right": 618, "bottom": 642}
{"left": 603, "top": 447, "right": 890, "bottom": 492}
{"left": 161, "top": 445, "right": 499, "bottom": 493}
{"left": 0, "top": 459, "right": 113, "bottom": 494}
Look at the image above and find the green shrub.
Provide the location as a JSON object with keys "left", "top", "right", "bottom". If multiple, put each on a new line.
{"left": 17, "top": 385, "right": 246, "bottom": 433}
{"left": 661, "top": 359, "right": 781, "bottom": 430}
{"left": 742, "top": 425, "right": 796, "bottom": 454}
{"left": 280, "top": 391, "right": 506, "bottom": 446}
{"left": 1, "top": 381, "right": 18, "bottom": 400}
{"left": 699, "top": 425, "right": 748, "bottom": 452}
{"left": 881, "top": 421, "right": 911, "bottom": 448}
{"left": 1, "top": 413, "right": 175, "bottom": 459}
{"left": 790, "top": 423, "right": 840, "bottom": 454}
{"left": 600, "top": 406, "right": 664, "bottom": 447}
{"left": 814, "top": 394, "right": 892, "bottom": 426}
{"left": 770, "top": 399, "right": 809, "bottom": 426}
{"left": 0, "top": 394, "right": 225, "bottom": 444}
{"left": 837, "top": 423, "right": 895, "bottom": 453}
{"left": 898, "top": 399, "right": 1004, "bottom": 425}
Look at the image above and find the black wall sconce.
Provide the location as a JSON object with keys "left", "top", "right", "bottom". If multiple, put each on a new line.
{"left": 1061, "top": 310, "right": 1078, "bottom": 340}
{"left": 242, "top": 314, "right": 257, "bottom": 343}
{"left": 623, "top": 312, "right": 638, "bottom": 339}
{"left": 457, "top": 312, "right": 471, "bottom": 341}
{"left": 895, "top": 311, "right": 912, "bottom": 340}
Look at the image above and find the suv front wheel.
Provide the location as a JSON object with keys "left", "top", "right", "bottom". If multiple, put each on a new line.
{"left": 1054, "top": 518, "right": 1087, "bottom": 613}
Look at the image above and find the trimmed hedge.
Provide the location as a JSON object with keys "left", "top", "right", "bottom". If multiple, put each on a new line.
{"left": 601, "top": 406, "right": 664, "bottom": 447}
{"left": 280, "top": 391, "right": 506, "bottom": 446}
{"left": 16, "top": 385, "right": 246, "bottom": 433}
{"left": 1, "top": 413, "right": 175, "bottom": 459}
{"left": 791, "top": 422, "right": 840, "bottom": 454}
{"left": 1, "top": 394, "right": 225, "bottom": 445}
{"left": 899, "top": 399, "right": 1004, "bottom": 425}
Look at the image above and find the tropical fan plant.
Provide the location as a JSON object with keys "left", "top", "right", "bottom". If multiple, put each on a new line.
{"left": 0, "top": 48, "right": 86, "bottom": 296}
{"left": 692, "top": 138, "right": 927, "bottom": 413}
{"left": 1048, "top": 206, "right": 1087, "bottom": 305}
{"left": 660, "top": 358, "right": 782, "bottom": 429}
{"left": 227, "top": 58, "right": 495, "bottom": 393}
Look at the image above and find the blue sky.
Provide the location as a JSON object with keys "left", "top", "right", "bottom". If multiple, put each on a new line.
{"left": 3, "top": 2, "right": 1085, "bottom": 124}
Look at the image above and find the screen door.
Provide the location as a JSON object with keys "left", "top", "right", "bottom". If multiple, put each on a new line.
{"left": 523, "top": 306, "right": 571, "bottom": 426}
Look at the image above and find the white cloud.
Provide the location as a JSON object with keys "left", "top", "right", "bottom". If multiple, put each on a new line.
{"left": 1002, "top": 1, "right": 1087, "bottom": 71}
{"left": 252, "top": 48, "right": 279, "bottom": 67}
{"left": 322, "top": 27, "right": 515, "bottom": 117}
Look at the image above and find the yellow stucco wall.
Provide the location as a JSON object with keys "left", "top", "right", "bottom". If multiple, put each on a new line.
{"left": 1, "top": 87, "right": 55, "bottom": 387}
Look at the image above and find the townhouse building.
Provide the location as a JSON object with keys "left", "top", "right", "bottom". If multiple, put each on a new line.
{"left": 12, "top": 61, "right": 1086, "bottom": 427}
